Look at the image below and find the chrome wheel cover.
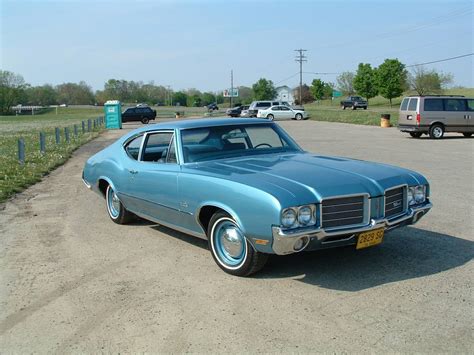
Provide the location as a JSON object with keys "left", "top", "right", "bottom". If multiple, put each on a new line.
{"left": 107, "top": 187, "right": 120, "bottom": 218}
{"left": 211, "top": 218, "right": 247, "bottom": 268}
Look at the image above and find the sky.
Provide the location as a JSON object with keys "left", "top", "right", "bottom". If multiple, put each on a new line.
{"left": 1, "top": 0, "right": 473, "bottom": 93}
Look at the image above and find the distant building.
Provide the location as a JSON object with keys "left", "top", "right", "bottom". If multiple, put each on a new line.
{"left": 274, "top": 85, "right": 294, "bottom": 105}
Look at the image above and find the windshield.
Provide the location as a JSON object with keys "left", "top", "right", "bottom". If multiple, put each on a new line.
{"left": 180, "top": 123, "right": 302, "bottom": 163}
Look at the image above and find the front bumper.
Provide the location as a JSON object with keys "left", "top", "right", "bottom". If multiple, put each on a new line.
{"left": 271, "top": 202, "right": 432, "bottom": 255}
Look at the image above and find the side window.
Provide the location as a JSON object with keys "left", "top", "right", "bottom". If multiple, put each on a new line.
{"left": 142, "top": 132, "right": 174, "bottom": 163}
{"left": 124, "top": 135, "right": 143, "bottom": 160}
{"left": 272, "top": 102, "right": 279, "bottom": 106}
{"left": 400, "top": 98, "right": 409, "bottom": 111}
{"left": 271, "top": 106, "right": 280, "bottom": 111}
{"left": 424, "top": 99, "right": 444, "bottom": 111}
{"left": 281, "top": 106, "right": 290, "bottom": 111}
{"left": 467, "top": 99, "right": 474, "bottom": 111}
{"left": 408, "top": 98, "right": 418, "bottom": 111}
{"left": 444, "top": 99, "right": 467, "bottom": 111}
{"left": 166, "top": 137, "right": 177, "bottom": 163}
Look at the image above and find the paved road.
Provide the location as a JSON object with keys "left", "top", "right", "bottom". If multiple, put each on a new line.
{"left": 1, "top": 120, "right": 473, "bottom": 353}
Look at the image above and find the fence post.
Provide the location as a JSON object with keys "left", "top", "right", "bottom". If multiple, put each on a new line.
{"left": 40, "top": 132, "right": 46, "bottom": 154}
{"left": 82, "top": 121, "right": 85, "bottom": 133}
{"left": 87, "top": 119, "right": 91, "bottom": 132}
{"left": 55, "top": 128, "right": 60, "bottom": 144}
{"left": 18, "top": 139, "right": 25, "bottom": 165}
{"left": 74, "top": 124, "right": 78, "bottom": 137}
{"left": 65, "top": 127, "right": 70, "bottom": 143}
{"left": 93, "top": 119, "right": 97, "bottom": 129}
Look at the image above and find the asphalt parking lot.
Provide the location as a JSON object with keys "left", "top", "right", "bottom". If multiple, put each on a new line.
{"left": 0, "top": 119, "right": 473, "bottom": 352}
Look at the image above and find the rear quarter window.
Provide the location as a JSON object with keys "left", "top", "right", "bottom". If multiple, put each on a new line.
{"left": 408, "top": 98, "right": 418, "bottom": 111}
{"left": 400, "top": 98, "right": 409, "bottom": 111}
{"left": 424, "top": 99, "right": 444, "bottom": 111}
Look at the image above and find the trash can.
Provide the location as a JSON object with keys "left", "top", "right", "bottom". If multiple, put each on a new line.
{"left": 104, "top": 100, "right": 122, "bottom": 129}
{"left": 380, "top": 114, "right": 391, "bottom": 128}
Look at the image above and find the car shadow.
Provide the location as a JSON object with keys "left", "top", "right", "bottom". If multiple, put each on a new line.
{"left": 150, "top": 224, "right": 208, "bottom": 250}
{"left": 256, "top": 226, "right": 473, "bottom": 291}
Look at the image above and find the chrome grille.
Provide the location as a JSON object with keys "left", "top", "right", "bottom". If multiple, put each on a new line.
{"left": 321, "top": 195, "right": 365, "bottom": 229}
{"left": 385, "top": 186, "right": 405, "bottom": 219}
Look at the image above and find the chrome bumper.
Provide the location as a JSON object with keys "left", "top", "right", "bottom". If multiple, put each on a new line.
{"left": 271, "top": 202, "right": 432, "bottom": 255}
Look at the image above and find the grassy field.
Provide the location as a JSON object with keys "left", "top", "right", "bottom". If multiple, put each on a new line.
{"left": 0, "top": 107, "right": 105, "bottom": 202}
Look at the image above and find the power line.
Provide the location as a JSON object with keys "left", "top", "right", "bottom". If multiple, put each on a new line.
{"left": 295, "top": 49, "right": 307, "bottom": 104}
{"left": 274, "top": 72, "right": 299, "bottom": 85}
{"left": 406, "top": 53, "right": 474, "bottom": 67}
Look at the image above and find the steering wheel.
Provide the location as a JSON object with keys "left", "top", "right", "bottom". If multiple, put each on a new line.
{"left": 254, "top": 143, "right": 272, "bottom": 148}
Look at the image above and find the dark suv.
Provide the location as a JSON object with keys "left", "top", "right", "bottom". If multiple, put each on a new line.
{"left": 122, "top": 106, "right": 157, "bottom": 124}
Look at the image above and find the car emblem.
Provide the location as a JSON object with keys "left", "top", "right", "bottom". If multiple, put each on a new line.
{"left": 392, "top": 201, "right": 401, "bottom": 208}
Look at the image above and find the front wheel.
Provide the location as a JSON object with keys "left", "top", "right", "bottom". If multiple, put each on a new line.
{"left": 106, "top": 185, "right": 134, "bottom": 224}
{"left": 463, "top": 132, "right": 472, "bottom": 137}
{"left": 295, "top": 113, "right": 303, "bottom": 120}
{"left": 266, "top": 114, "right": 274, "bottom": 121}
{"left": 208, "top": 212, "right": 268, "bottom": 276}
{"left": 409, "top": 132, "right": 422, "bottom": 138}
{"left": 352, "top": 105, "right": 357, "bottom": 110}
{"left": 341, "top": 105, "right": 346, "bottom": 110}
{"left": 141, "top": 117, "right": 150, "bottom": 124}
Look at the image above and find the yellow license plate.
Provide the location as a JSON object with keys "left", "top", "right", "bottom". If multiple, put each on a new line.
{"left": 356, "top": 229, "right": 384, "bottom": 250}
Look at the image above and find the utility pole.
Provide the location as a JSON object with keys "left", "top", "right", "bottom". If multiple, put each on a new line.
{"left": 230, "top": 70, "right": 234, "bottom": 108}
{"left": 295, "top": 49, "right": 307, "bottom": 104}
{"left": 167, "top": 85, "right": 172, "bottom": 106}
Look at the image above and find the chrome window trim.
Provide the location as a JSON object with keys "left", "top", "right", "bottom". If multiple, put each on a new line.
{"left": 319, "top": 193, "right": 370, "bottom": 231}
{"left": 383, "top": 184, "right": 408, "bottom": 220}
{"left": 137, "top": 129, "right": 177, "bottom": 164}
{"left": 122, "top": 133, "right": 146, "bottom": 161}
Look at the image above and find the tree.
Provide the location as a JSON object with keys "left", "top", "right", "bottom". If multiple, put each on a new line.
{"left": 252, "top": 78, "right": 276, "bottom": 100}
{"left": 201, "top": 92, "right": 216, "bottom": 106}
{"left": 172, "top": 91, "right": 188, "bottom": 106}
{"left": 311, "top": 79, "right": 325, "bottom": 101}
{"left": 236, "top": 86, "right": 254, "bottom": 104}
{"left": 26, "top": 84, "right": 57, "bottom": 106}
{"left": 336, "top": 72, "right": 355, "bottom": 95}
{"left": 376, "top": 59, "right": 407, "bottom": 107}
{"left": 408, "top": 66, "right": 453, "bottom": 95}
{"left": 293, "top": 84, "right": 314, "bottom": 104}
{"left": 0, "top": 70, "right": 27, "bottom": 114}
{"left": 56, "top": 81, "right": 95, "bottom": 105}
{"left": 353, "top": 63, "right": 378, "bottom": 104}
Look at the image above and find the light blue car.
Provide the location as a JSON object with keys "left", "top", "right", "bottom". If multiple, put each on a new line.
{"left": 82, "top": 118, "right": 432, "bottom": 276}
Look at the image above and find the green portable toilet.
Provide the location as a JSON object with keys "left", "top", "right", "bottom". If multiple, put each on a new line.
{"left": 104, "top": 100, "right": 122, "bottom": 129}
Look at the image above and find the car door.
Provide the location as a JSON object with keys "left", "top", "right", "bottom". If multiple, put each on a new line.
{"left": 123, "top": 130, "right": 182, "bottom": 225}
{"left": 467, "top": 99, "right": 474, "bottom": 132}
{"left": 279, "top": 106, "right": 292, "bottom": 119}
{"left": 443, "top": 98, "right": 468, "bottom": 132}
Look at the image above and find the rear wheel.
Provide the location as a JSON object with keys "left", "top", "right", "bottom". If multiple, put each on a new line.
{"left": 363, "top": 106, "right": 367, "bottom": 110}
{"left": 208, "top": 212, "right": 268, "bottom": 276}
{"left": 352, "top": 105, "right": 357, "bottom": 110}
{"left": 463, "top": 132, "right": 472, "bottom": 137}
{"left": 409, "top": 132, "right": 422, "bottom": 138}
{"left": 342, "top": 105, "right": 346, "bottom": 110}
{"left": 267, "top": 114, "right": 274, "bottom": 121}
{"left": 106, "top": 185, "right": 133, "bottom": 224}
{"left": 429, "top": 124, "right": 444, "bottom": 139}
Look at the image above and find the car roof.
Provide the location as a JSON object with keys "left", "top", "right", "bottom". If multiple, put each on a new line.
{"left": 123, "top": 118, "right": 269, "bottom": 137}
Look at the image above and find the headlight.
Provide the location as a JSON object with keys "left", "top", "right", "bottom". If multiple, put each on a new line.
{"left": 414, "top": 185, "right": 426, "bottom": 203}
{"left": 281, "top": 208, "right": 297, "bottom": 228}
{"left": 298, "top": 206, "right": 312, "bottom": 225}
{"left": 408, "top": 185, "right": 426, "bottom": 206}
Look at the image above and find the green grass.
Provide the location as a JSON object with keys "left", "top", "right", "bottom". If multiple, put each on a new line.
{"left": 0, "top": 107, "right": 105, "bottom": 202}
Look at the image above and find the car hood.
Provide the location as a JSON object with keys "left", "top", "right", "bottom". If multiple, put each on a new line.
{"left": 184, "top": 152, "right": 427, "bottom": 204}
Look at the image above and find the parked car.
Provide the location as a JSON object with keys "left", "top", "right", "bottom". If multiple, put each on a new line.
{"left": 340, "top": 96, "right": 368, "bottom": 110}
{"left": 248, "top": 100, "right": 291, "bottom": 117}
{"left": 257, "top": 105, "right": 309, "bottom": 121}
{"left": 82, "top": 118, "right": 432, "bottom": 276}
{"left": 122, "top": 106, "right": 157, "bottom": 124}
{"left": 207, "top": 103, "right": 219, "bottom": 111}
{"left": 398, "top": 95, "right": 474, "bottom": 139}
{"left": 226, "top": 105, "right": 249, "bottom": 117}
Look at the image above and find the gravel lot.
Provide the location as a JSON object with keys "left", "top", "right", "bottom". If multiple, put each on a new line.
{"left": 1, "top": 119, "right": 473, "bottom": 353}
